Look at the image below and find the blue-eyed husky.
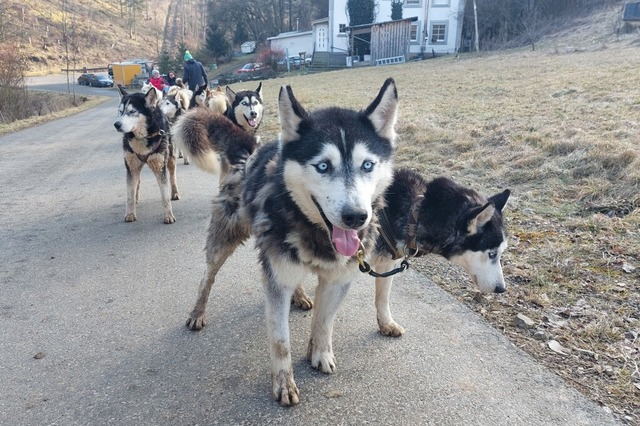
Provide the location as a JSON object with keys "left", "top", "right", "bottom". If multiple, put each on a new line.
{"left": 367, "top": 169, "right": 510, "bottom": 336}
{"left": 114, "top": 85, "right": 178, "bottom": 224}
{"left": 185, "top": 78, "right": 399, "bottom": 405}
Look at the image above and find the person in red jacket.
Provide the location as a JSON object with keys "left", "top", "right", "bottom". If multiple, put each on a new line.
{"left": 149, "top": 69, "right": 168, "bottom": 94}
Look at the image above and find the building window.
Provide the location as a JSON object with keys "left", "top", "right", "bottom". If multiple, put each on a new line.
{"left": 339, "top": 24, "right": 346, "bottom": 33}
{"left": 405, "top": 0, "right": 420, "bottom": 5}
{"left": 430, "top": 23, "right": 447, "bottom": 44}
{"left": 431, "top": 0, "right": 450, "bottom": 6}
{"left": 410, "top": 23, "right": 419, "bottom": 42}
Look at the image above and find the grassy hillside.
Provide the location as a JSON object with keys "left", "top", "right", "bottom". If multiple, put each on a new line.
{"left": 5, "top": 0, "right": 172, "bottom": 75}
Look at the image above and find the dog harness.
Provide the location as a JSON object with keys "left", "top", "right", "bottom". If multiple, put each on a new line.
{"left": 356, "top": 194, "right": 425, "bottom": 278}
{"left": 133, "top": 130, "right": 166, "bottom": 163}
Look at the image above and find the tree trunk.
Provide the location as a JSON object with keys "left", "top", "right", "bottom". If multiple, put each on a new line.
{"left": 473, "top": 0, "right": 479, "bottom": 52}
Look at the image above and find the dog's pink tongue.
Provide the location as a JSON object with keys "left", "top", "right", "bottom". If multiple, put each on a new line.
{"left": 332, "top": 227, "right": 360, "bottom": 257}
{"left": 247, "top": 118, "right": 257, "bottom": 127}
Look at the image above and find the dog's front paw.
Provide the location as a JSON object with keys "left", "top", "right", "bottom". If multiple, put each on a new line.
{"left": 272, "top": 370, "right": 299, "bottom": 406}
{"left": 172, "top": 192, "right": 180, "bottom": 201}
{"left": 124, "top": 213, "right": 137, "bottom": 222}
{"left": 183, "top": 158, "right": 190, "bottom": 165}
{"left": 186, "top": 315, "right": 205, "bottom": 330}
{"left": 164, "top": 214, "right": 176, "bottom": 224}
{"left": 379, "top": 320, "right": 405, "bottom": 337}
{"left": 307, "top": 342, "right": 336, "bottom": 373}
{"left": 291, "top": 286, "right": 313, "bottom": 310}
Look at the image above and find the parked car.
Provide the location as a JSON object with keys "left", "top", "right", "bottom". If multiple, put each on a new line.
{"left": 277, "top": 56, "right": 312, "bottom": 70}
{"left": 86, "top": 73, "right": 114, "bottom": 87}
{"left": 77, "top": 73, "right": 95, "bottom": 85}
{"left": 237, "top": 63, "right": 264, "bottom": 73}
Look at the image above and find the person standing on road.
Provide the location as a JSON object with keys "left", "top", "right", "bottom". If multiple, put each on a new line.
{"left": 182, "top": 50, "right": 208, "bottom": 92}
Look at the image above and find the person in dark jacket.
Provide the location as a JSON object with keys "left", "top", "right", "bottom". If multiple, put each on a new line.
{"left": 166, "top": 70, "right": 177, "bottom": 87}
{"left": 182, "top": 50, "right": 208, "bottom": 91}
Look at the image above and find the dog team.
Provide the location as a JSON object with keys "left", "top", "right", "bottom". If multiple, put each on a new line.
{"left": 113, "top": 60, "right": 510, "bottom": 405}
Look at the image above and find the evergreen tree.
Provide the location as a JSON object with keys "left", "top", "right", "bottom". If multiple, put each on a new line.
{"left": 206, "top": 25, "right": 232, "bottom": 61}
{"left": 391, "top": 0, "right": 403, "bottom": 20}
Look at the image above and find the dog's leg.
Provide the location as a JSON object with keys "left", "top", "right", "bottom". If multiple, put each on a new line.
{"left": 124, "top": 154, "right": 144, "bottom": 222}
{"left": 147, "top": 153, "right": 175, "bottom": 224}
{"left": 183, "top": 154, "right": 190, "bottom": 165}
{"left": 373, "top": 258, "right": 405, "bottom": 336}
{"left": 186, "top": 232, "right": 245, "bottom": 330}
{"left": 306, "top": 276, "right": 351, "bottom": 374}
{"left": 263, "top": 261, "right": 305, "bottom": 406}
{"left": 167, "top": 149, "right": 180, "bottom": 201}
{"left": 187, "top": 169, "right": 251, "bottom": 329}
{"left": 291, "top": 285, "right": 313, "bottom": 310}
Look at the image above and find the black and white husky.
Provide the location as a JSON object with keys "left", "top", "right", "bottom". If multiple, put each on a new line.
{"left": 171, "top": 82, "right": 264, "bottom": 175}
{"left": 291, "top": 168, "right": 511, "bottom": 337}
{"left": 185, "top": 78, "right": 399, "bottom": 405}
{"left": 114, "top": 85, "right": 179, "bottom": 224}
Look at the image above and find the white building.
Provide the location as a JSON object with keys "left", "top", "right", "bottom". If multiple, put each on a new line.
{"left": 269, "top": 0, "right": 465, "bottom": 66}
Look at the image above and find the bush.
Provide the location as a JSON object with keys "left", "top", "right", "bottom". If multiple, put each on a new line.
{"left": 0, "top": 43, "right": 29, "bottom": 123}
{"left": 256, "top": 47, "right": 285, "bottom": 71}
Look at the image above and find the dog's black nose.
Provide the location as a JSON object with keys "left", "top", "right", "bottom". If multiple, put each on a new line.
{"left": 250, "top": 111, "right": 257, "bottom": 118}
{"left": 114, "top": 121, "right": 121, "bottom": 130}
{"left": 342, "top": 209, "right": 368, "bottom": 228}
{"left": 494, "top": 286, "right": 506, "bottom": 294}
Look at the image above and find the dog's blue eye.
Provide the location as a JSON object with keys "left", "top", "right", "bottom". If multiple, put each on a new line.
{"left": 362, "top": 161, "right": 374, "bottom": 172}
{"left": 315, "top": 162, "right": 331, "bottom": 174}
{"left": 488, "top": 251, "right": 498, "bottom": 260}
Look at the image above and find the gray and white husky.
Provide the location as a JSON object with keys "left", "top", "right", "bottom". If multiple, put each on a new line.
{"left": 185, "top": 78, "right": 399, "bottom": 405}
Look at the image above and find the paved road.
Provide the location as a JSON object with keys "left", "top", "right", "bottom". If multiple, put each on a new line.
{"left": 0, "top": 80, "right": 620, "bottom": 425}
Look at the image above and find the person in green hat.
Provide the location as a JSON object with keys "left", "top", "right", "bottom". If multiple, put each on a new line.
{"left": 182, "top": 50, "right": 208, "bottom": 92}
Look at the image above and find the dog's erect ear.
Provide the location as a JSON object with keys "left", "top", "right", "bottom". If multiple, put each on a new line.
{"left": 215, "top": 86, "right": 224, "bottom": 93}
{"left": 117, "top": 84, "right": 127, "bottom": 99}
{"left": 490, "top": 189, "right": 511, "bottom": 212}
{"left": 144, "top": 87, "right": 159, "bottom": 108}
{"left": 364, "top": 78, "right": 398, "bottom": 145}
{"left": 226, "top": 86, "right": 236, "bottom": 104}
{"left": 256, "top": 82, "right": 263, "bottom": 99}
{"left": 465, "top": 203, "right": 495, "bottom": 235}
{"left": 278, "top": 85, "right": 308, "bottom": 144}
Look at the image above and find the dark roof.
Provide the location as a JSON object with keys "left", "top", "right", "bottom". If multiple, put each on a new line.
{"left": 623, "top": 2, "right": 640, "bottom": 21}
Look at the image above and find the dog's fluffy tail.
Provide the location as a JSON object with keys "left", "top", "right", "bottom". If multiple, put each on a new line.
{"left": 171, "top": 108, "right": 258, "bottom": 175}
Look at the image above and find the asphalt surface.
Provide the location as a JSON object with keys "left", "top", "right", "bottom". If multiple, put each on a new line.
{"left": 0, "top": 77, "right": 621, "bottom": 425}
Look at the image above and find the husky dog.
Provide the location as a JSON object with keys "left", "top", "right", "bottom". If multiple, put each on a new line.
{"left": 113, "top": 85, "right": 179, "bottom": 223}
{"left": 159, "top": 93, "right": 186, "bottom": 124}
{"left": 205, "top": 86, "right": 229, "bottom": 113}
{"left": 354, "top": 169, "right": 511, "bottom": 336}
{"left": 140, "top": 81, "right": 163, "bottom": 103}
{"left": 171, "top": 82, "right": 264, "bottom": 175}
{"left": 224, "top": 83, "right": 263, "bottom": 133}
{"left": 187, "top": 83, "right": 208, "bottom": 109}
{"left": 185, "top": 79, "right": 398, "bottom": 405}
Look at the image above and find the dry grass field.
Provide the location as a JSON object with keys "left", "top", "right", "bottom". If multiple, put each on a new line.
{"left": 246, "top": 15, "right": 639, "bottom": 425}
{"left": 5, "top": 4, "right": 638, "bottom": 423}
